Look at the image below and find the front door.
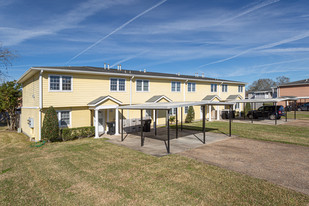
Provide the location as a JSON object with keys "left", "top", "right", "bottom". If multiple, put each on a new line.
{"left": 98, "top": 110, "right": 104, "bottom": 134}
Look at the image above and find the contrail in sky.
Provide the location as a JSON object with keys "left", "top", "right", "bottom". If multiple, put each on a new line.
{"left": 195, "top": 30, "right": 309, "bottom": 69}
{"left": 111, "top": 50, "right": 148, "bottom": 68}
{"left": 66, "top": 0, "right": 167, "bottom": 64}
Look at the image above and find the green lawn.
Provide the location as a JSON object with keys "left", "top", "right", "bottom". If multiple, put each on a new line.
{"left": 287, "top": 111, "right": 309, "bottom": 119}
{"left": 172, "top": 121, "right": 309, "bottom": 146}
{"left": 0, "top": 126, "right": 308, "bottom": 205}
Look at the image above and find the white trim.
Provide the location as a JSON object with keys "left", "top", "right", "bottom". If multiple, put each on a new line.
{"left": 203, "top": 95, "right": 222, "bottom": 102}
{"left": 22, "top": 107, "right": 39, "bottom": 109}
{"left": 48, "top": 74, "right": 73, "bottom": 92}
{"left": 211, "top": 83, "right": 218, "bottom": 93}
{"left": 39, "top": 70, "right": 43, "bottom": 141}
{"left": 187, "top": 82, "right": 196, "bottom": 92}
{"left": 88, "top": 96, "right": 123, "bottom": 107}
{"left": 109, "top": 77, "right": 126, "bottom": 92}
{"left": 115, "top": 108, "right": 119, "bottom": 135}
{"left": 171, "top": 81, "right": 181, "bottom": 92}
{"left": 135, "top": 79, "right": 150, "bottom": 92}
{"left": 153, "top": 95, "right": 173, "bottom": 103}
{"left": 95, "top": 105, "right": 118, "bottom": 110}
{"left": 18, "top": 67, "right": 247, "bottom": 85}
{"left": 95, "top": 109, "right": 99, "bottom": 138}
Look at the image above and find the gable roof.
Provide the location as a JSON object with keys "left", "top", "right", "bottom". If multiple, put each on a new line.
{"left": 226, "top": 94, "right": 243, "bottom": 100}
{"left": 278, "top": 79, "right": 309, "bottom": 87}
{"left": 18, "top": 66, "right": 246, "bottom": 85}
{"left": 146, "top": 95, "right": 172, "bottom": 103}
{"left": 202, "top": 95, "right": 221, "bottom": 101}
{"left": 87, "top": 95, "right": 122, "bottom": 106}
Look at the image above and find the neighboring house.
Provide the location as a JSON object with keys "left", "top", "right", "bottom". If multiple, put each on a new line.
{"left": 273, "top": 79, "right": 309, "bottom": 105}
{"left": 17, "top": 66, "right": 246, "bottom": 141}
{"left": 247, "top": 90, "right": 273, "bottom": 108}
{"left": 247, "top": 90, "right": 273, "bottom": 99}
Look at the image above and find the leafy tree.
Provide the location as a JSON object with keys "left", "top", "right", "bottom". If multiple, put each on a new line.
{"left": 0, "top": 44, "right": 16, "bottom": 78}
{"left": 41, "top": 106, "right": 59, "bottom": 142}
{"left": 185, "top": 106, "right": 195, "bottom": 123}
{"left": 0, "top": 80, "right": 22, "bottom": 130}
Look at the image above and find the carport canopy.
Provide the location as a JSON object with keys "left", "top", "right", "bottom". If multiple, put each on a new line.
{"left": 229, "top": 97, "right": 300, "bottom": 124}
{"left": 118, "top": 101, "right": 234, "bottom": 154}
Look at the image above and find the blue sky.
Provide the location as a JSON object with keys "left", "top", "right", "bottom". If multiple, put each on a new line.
{"left": 1, "top": 0, "right": 309, "bottom": 84}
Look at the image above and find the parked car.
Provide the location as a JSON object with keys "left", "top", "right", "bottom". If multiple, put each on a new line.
{"left": 247, "top": 105, "right": 285, "bottom": 120}
{"left": 298, "top": 103, "right": 309, "bottom": 111}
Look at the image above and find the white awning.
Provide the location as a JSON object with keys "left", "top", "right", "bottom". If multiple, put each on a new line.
{"left": 119, "top": 101, "right": 234, "bottom": 110}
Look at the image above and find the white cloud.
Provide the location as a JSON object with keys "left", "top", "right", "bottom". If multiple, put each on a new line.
{"left": 0, "top": 0, "right": 136, "bottom": 46}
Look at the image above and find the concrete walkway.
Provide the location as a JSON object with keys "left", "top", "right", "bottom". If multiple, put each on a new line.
{"left": 105, "top": 129, "right": 232, "bottom": 157}
{"left": 181, "top": 137, "right": 309, "bottom": 195}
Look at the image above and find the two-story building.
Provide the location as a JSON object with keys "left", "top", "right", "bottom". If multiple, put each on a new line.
{"left": 18, "top": 66, "right": 246, "bottom": 141}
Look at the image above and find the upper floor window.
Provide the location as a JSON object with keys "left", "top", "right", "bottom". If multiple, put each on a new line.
{"left": 49, "top": 75, "right": 72, "bottom": 91}
{"left": 136, "top": 80, "right": 149, "bottom": 92}
{"left": 211, "top": 84, "right": 217, "bottom": 92}
{"left": 238, "top": 85, "right": 243, "bottom": 93}
{"left": 171, "top": 81, "right": 181, "bottom": 92}
{"left": 188, "top": 82, "right": 196, "bottom": 92}
{"left": 222, "top": 84, "right": 228, "bottom": 92}
{"left": 110, "top": 78, "right": 126, "bottom": 91}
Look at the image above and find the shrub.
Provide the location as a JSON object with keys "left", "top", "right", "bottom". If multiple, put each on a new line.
{"left": 41, "top": 106, "right": 59, "bottom": 142}
{"left": 61, "top": 126, "right": 95, "bottom": 141}
{"left": 245, "top": 103, "right": 252, "bottom": 115}
{"left": 169, "top": 115, "right": 176, "bottom": 123}
{"left": 185, "top": 106, "right": 195, "bottom": 123}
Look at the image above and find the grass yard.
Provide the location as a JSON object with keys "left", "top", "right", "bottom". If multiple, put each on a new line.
{"left": 0, "top": 126, "right": 309, "bottom": 205}
{"left": 287, "top": 111, "right": 309, "bottom": 119}
{"left": 172, "top": 121, "right": 309, "bottom": 146}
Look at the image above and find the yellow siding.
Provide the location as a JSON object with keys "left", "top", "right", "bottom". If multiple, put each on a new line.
{"left": 42, "top": 72, "right": 130, "bottom": 107}
{"left": 20, "top": 70, "right": 246, "bottom": 140}
{"left": 20, "top": 108, "right": 39, "bottom": 140}
{"left": 22, "top": 72, "right": 39, "bottom": 107}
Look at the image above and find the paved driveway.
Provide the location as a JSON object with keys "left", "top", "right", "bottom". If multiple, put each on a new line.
{"left": 181, "top": 137, "right": 309, "bottom": 195}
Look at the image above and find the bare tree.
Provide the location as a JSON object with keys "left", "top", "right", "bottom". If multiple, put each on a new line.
{"left": 0, "top": 44, "right": 16, "bottom": 78}
{"left": 276, "top": 76, "right": 290, "bottom": 85}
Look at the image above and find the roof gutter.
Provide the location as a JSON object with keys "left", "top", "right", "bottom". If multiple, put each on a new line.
{"left": 19, "top": 67, "right": 247, "bottom": 85}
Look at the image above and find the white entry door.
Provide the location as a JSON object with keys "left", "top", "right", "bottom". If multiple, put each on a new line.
{"left": 98, "top": 110, "right": 104, "bottom": 134}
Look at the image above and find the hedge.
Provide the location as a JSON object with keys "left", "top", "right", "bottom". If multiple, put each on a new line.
{"left": 61, "top": 126, "right": 95, "bottom": 141}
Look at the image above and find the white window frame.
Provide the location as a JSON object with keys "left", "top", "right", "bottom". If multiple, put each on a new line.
{"left": 238, "top": 85, "right": 243, "bottom": 93}
{"left": 187, "top": 82, "right": 196, "bottom": 92}
{"left": 169, "top": 108, "right": 177, "bottom": 116}
{"left": 222, "top": 84, "right": 228, "bottom": 93}
{"left": 48, "top": 75, "right": 73, "bottom": 92}
{"left": 171, "top": 81, "right": 181, "bottom": 92}
{"left": 235, "top": 103, "right": 240, "bottom": 109}
{"left": 136, "top": 79, "right": 150, "bottom": 92}
{"left": 211, "top": 84, "right": 217, "bottom": 92}
{"left": 184, "top": 106, "right": 189, "bottom": 114}
{"left": 56, "top": 110, "right": 71, "bottom": 127}
{"left": 110, "top": 78, "right": 126, "bottom": 92}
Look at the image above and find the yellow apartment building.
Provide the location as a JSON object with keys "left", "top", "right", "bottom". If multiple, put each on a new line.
{"left": 17, "top": 66, "right": 246, "bottom": 141}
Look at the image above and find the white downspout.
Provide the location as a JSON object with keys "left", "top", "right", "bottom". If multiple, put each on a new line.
{"left": 39, "top": 70, "right": 43, "bottom": 141}
{"left": 130, "top": 76, "right": 134, "bottom": 105}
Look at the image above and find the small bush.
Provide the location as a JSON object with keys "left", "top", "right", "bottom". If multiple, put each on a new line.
{"left": 61, "top": 126, "right": 95, "bottom": 141}
{"left": 185, "top": 106, "right": 195, "bottom": 123}
{"left": 245, "top": 103, "right": 252, "bottom": 115}
{"left": 42, "top": 106, "right": 59, "bottom": 142}
{"left": 169, "top": 115, "right": 176, "bottom": 123}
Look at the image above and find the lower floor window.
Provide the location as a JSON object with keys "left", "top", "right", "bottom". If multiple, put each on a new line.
{"left": 185, "top": 106, "right": 189, "bottom": 114}
{"left": 57, "top": 111, "right": 71, "bottom": 127}
{"left": 235, "top": 103, "right": 240, "bottom": 109}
